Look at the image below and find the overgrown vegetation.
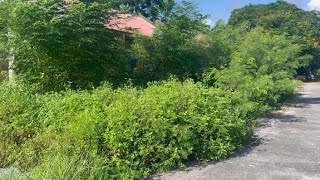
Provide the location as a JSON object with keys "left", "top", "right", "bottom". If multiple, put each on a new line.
{"left": 0, "top": 77, "right": 299, "bottom": 179}
{"left": 0, "top": 0, "right": 316, "bottom": 179}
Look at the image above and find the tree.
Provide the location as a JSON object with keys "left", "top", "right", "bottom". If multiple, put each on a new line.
{"left": 114, "top": 0, "right": 175, "bottom": 21}
{"left": 131, "top": 1, "right": 209, "bottom": 82}
{"left": 228, "top": 0, "right": 320, "bottom": 75}
{"left": 205, "top": 20, "right": 243, "bottom": 70}
{"left": 215, "top": 28, "right": 302, "bottom": 106}
{"left": 0, "top": 0, "right": 130, "bottom": 91}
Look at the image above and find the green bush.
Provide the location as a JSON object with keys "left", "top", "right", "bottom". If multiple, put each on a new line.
{"left": 214, "top": 28, "right": 302, "bottom": 110}
{"left": 0, "top": 79, "right": 260, "bottom": 179}
{"left": 0, "top": 82, "right": 43, "bottom": 168}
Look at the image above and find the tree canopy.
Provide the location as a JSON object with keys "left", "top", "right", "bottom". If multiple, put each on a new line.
{"left": 228, "top": 0, "right": 320, "bottom": 73}
{"left": 114, "top": 0, "right": 175, "bottom": 21}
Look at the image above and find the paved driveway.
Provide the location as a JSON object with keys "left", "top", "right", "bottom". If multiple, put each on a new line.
{"left": 153, "top": 83, "right": 320, "bottom": 180}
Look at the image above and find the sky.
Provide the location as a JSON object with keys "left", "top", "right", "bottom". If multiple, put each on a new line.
{"left": 177, "top": 0, "right": 320, "bottom": 26}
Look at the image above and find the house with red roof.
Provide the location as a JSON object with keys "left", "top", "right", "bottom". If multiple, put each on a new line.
{"left": 0, "top": 13, "right": 155, "bottom": 79}
{"left": 104, "top": 13, "right": 156, "bottom": 74}
{"left": 105, "top": 13, "right": 155, "bottom": 37}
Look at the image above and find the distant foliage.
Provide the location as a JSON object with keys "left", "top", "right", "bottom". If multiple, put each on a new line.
{"left": 228, "top": 0, "right": 320, "bottom": 74}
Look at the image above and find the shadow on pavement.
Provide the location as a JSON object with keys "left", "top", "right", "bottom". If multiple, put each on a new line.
{"left": 231, "top": 90, "right": 309, "bottom": 159}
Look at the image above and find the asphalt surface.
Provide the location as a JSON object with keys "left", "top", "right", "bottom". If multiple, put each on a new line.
{"left": 153, "top": 83, "right": 320, "bottom": 180}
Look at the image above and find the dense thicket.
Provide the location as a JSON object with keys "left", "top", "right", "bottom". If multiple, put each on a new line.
{"left": 0, "top": 77, "right": 299, "bottom": 179}
{"left": 0, "top": 0, "right": 315, "bottom": 179}
{"left": 0, "top": 0, "right": 130, "bottom": 91}
{"left": 0, "top": 0, "right": 209, "bottom": 90}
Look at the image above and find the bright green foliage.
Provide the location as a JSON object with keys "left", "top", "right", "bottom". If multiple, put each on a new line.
{"left": 0, "top": 79, "right": 261, "bottom": 179}
{"left": 0, "top": 82, "right": 41, "bottom": 167}
{"left": 228, "top": 0, "right": 320, "bottom": 73}
{"left": 0, "top": 71, "right": 299, "bottom": 178}
{"left": 215, "top": 29, "right": 301, "bottom": 108}
{"left": 29, "top": 154, "right": 130, "bottom": 180}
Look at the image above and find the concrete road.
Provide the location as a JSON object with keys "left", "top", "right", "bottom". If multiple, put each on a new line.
{"left": 153, "top": 83, "right": 320, "bottom": 180}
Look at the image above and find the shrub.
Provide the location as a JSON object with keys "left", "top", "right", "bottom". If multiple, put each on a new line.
{"left": 0, "top": 79, "right": 260, "bottom": 179}
{"left": 214, "top": 28, "right": 302, "bottom": 109}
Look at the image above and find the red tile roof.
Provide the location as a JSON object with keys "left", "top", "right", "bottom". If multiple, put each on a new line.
{"left": 105, "top": 14, "right": 155, "bottom": 37}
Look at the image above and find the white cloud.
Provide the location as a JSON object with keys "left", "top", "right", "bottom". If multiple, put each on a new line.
{"left": 307, "top": 0, "right": 320, "bottom": 11}
{"left": 204, "top": 18, "right": 213, "bottom": 27}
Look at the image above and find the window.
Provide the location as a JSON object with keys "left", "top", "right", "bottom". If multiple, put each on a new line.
{"left": 1, "top": 64, "right": 8, "bottom": 71}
